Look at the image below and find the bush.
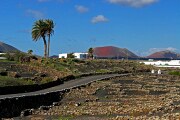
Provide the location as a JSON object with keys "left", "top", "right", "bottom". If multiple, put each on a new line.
{"left": 4, "top": 52, "right": 14, "bottom": 61}
{"left": 41, "top": 77, "right": 53, "bottom": 84}
{"left": 67, "top": 53, "right": 75, "bottom": 58}
{"left": 0, "top": 76, "right": 28, "bottom": 87}
{"left": 5, "top": 51, "right": 27, "bottom": 62}
{"left": 169, "top": 71, "right": 180, "bottom": 76}
{"left": 96, "top": 69, "right": 111, "bottom": 73}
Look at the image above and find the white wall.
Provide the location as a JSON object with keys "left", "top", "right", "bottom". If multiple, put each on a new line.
{"left": 0, "top": 57, "right": 6, "bottom": 60}
{"left": 141, "top": 60, "right": 180, "bottom": 68}
{"left": 0, "top": 53, "right": 6, "bottom": 60}
{"left": 59, "top": 53, "right": 68, "bottom": 58}
{"left": 59, "top": 53, "right": 88, "bottom": 59}
{"left": 74, "top": 53, "right": 88, "bottom": 59}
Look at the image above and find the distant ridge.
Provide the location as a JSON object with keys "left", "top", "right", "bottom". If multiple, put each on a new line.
{"left": 93, "top": 46, "right": 138, "bottom": 59}
{"left": 50, "top": 55, "right": 58, "bottom": 58}
{"left": 0, "top": 41, "right": 19, "bottom": 53}
{"left": 146, "top": 50, "right": 178, "bottom": 59}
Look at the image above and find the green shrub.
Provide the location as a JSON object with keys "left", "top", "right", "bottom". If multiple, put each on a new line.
{"left": 169, "top": 71, "right": 180, "bottom": 76}
{"left": 4, "top": 52, "right": 15, "bottom": 61}
{"left": 0, "top": 76, "right": 26, "bottom": 87}
{"left": 67, "top": 53, "right": 75, "bottom": 58}
{"left": 41, "top": 77, "right": 53, "bottom": 84}
{"left": 96, "top": 69, "right": 111, "bottom": 73}
{"left": 71, "top": 59, "right": 85, "bottom": 63}
{"left": 58, "top": 116, "right": 74, "bottom": 120}
{"left": 4, "top": 51, "right": 28, "bottom": 62}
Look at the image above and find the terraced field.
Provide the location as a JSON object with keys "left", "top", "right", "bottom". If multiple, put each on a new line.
{"left": 18, "top": 74, "right": 180, "bottom": 120}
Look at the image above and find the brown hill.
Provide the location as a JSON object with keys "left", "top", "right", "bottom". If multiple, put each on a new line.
{"left": 93, "top": 46, "right": 138, "bottom": 59}
{"left": 147, "top": 50, "right": 178, "bottom": 59}
{"left": 0, "top": 41, "right": 19, "bottom": 53}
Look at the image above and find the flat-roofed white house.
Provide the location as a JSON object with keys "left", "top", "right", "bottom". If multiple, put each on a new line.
{"left": 59, "top": 53, "right": 88, "bottom": 59}
{"left": 141, "top": 60, "right": 180, "bottom": 68}
{"left": 59, "top": 53, "right": 68, "bottom": 58}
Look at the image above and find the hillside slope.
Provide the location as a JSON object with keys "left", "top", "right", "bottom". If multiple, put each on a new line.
{"left": 0, "top": 41, "right": 19, "bottom": 53}
{"left": 93, "top": 46, "right": 138, "bottom": 59}
{"left": 147, "top": 50, "right": 178, "bottom": 59}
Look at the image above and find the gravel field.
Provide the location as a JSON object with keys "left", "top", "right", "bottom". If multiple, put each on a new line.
{"left": 10, "top": 74, "right": 180, "bottom": 120}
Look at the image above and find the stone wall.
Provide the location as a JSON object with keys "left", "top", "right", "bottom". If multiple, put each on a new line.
{"left": 0, "top": 90, "right": 67, "bottom": 118}
{"left": 0, "top": 75, "right": 128, "bottom": 118}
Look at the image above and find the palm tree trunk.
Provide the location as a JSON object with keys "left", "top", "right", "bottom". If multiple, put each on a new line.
{"left": 43, "top": 36, "right": 47, "bottom": 58}
{"left": 47, "top": 34, "right": 50, "bottom": 57}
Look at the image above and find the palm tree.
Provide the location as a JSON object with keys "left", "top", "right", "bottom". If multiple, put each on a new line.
{"left": 27, "top": 49, "right": 33, "bottom": 55}
{"left": 32, "top": 20, "right": 47, "bottom": 58}
{"left": 45, "top": 19, "right": 54, "bottom": 57}
{"left": 88, "top": 47, "right": 94, "bottom": 59}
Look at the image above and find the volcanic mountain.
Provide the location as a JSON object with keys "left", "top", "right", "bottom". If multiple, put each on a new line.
{"left": 93, "top": 46, "right": 138, "bottom": 59}
{"left": 0, "top": 41, "right": 19, "bottom": 53}
{"left": 147, "top": 50, "right": 179, "bottom": 59}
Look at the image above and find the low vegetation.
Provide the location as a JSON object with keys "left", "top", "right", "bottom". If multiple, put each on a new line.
{"left": 0, "top": 76, "right": 34, "bottom": 87}
{"left": 169, "top": 71, "right": 180, "bottom": 76}
{"left": 0, "top": 56, "right": 151, "bottom": 87}
{"left": 30, "top": 58, "right": 151, "bottom": 75}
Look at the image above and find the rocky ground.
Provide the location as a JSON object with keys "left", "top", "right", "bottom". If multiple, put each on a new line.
{"left": 10, "top": 73, "right": 180, "bottom": 120}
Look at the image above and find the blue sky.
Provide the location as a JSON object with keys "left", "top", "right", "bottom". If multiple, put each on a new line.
{"left": 0, "top": 0, "right": 179, "bottom": 56}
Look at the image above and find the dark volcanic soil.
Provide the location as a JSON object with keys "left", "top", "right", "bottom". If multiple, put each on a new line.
{"left": 13, "top": 74, "right": 180, "bottom": 120}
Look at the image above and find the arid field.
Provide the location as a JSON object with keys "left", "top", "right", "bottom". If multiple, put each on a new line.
{"left": 16, "top": 73, "right": 180, "bottom": 120}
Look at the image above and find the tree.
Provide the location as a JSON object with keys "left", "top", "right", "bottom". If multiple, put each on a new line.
{"left": 32, "top": 20, "right": 47, "bottom": 58}
{"left": 67, "top": 53, "right": 75, "bottom": 58}
{"left": 45, "top": 19, "right": 55, "bottom": 57}
{"left": 27, "top": 50, "right": 33, "bottom": 55}
{"left": 88, "top": 48, "right": 94, "bottom": 59}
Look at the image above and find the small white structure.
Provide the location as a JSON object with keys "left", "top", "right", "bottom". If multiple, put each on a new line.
{"left": 74, "top": 53, "right": 88, "bottom": 59}
{"left": 141, "top": 60, "right": 180, "bottom": 68}
{"left": 158, "top": 69, "right": 161, "bottom": 74}
{"left": 0, "top": 53, "right": 6, "bottom": 60}
{"left": 151, "top": 69, "right": 155, "bottom": 74}
{"left": 0, "top": 57, "right": 6, "bottom": 60}
{"left": 59, "top": 53, "right": 68, "bottom": 58}
{"left": 0, "top": 53, "right": 5, "bottom": 55}
{"left": 59, "top": 53, "right": 88, "bottom": 59}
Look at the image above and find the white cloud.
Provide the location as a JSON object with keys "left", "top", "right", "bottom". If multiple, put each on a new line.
{"left": 75, "top": 5, "right": 89, "bottom": 13}
{"left": 91, "top": 15, "right": 109, "bottom": 24}
{"left": 26, "top": 9, "right": 44, "bottom": 19}
{"left": 107, "top": 0, "right": 159, "bottom": 7}
{"left": 149, "top": 47, "right": 177, "bottom": 53}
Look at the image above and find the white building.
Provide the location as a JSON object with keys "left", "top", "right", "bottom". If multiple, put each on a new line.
{"left": 141, "top": 60, "right": 180, "bottom": 68}
{"left": 59, "top": 53, "right": 68, "bottom": 58}
{"left": 0, "top": 53, "right": 6, "bottom": 60}
{"left": 73, "top": 53, "right": 88, "bottom": 59}
{"left": 0, "top": 53, "right": 5, "bottom": 55}
{"left": 59, "top": 53, "right": 88, "bottom": 59}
